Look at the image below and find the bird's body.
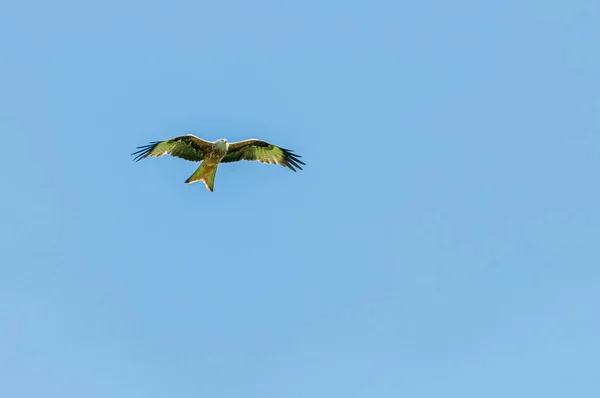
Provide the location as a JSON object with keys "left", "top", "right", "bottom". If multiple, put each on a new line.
{"left": 131, "top": 135, "right": 304, "bottom": 192}
{"left": 202, "top": 139, "right": 229, "bottom": 163}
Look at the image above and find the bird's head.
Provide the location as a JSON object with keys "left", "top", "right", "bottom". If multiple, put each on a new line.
{"left": 214, "top": 138, "right": 228, "bottom": 149}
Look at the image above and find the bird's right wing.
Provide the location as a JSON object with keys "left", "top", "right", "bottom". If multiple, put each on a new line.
{"left": 221, "top": 139, "right": 305, "bottom": 171}
{"left": 131, "top": 134, "right": 212, "bottom": 162}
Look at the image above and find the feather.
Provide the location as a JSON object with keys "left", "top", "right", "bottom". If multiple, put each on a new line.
{"left": 221, "top": 139, "right": 305, "bottom": 171}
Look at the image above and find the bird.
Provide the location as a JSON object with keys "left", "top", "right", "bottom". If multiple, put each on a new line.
{"left": 131, "top": 134, "right": 305, "bottom": 192}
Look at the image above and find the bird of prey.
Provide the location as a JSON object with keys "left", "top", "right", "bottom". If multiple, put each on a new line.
{"left": 131, "top": 134, "right": 305, "bottom": 192}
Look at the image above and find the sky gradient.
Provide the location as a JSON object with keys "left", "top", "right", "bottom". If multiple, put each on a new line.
{"left": 1, "top": 1, "right": 599, "bottom": 397}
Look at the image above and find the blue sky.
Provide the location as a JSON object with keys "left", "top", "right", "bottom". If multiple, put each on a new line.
{"left": 1, "top": 0, "right": 599, "bottom": 397}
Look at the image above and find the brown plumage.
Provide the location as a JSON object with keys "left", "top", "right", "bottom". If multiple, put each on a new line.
{"left": 132, "top": 134, "right": 304, "bottom": 191}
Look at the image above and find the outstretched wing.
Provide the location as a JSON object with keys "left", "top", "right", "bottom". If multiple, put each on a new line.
{"left": 221, "top": 139, "right": 305, "bottom": 171}
{"left": 131, "top": 134, "right": 212, "bottom": 162}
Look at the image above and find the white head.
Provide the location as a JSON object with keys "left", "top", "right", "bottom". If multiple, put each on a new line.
{"left": 214, "top": 138, "right": 228, "bottom": 149}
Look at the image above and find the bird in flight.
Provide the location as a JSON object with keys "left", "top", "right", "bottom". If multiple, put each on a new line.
{"left": 131, "top": 134, "right": 305, "bottom": 192}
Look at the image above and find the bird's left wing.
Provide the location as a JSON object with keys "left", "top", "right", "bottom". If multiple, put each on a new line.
{"left": 131, "top": 134, "right": 212, "bottom": 162}
{"left": 221, "top": 139, "right": 305, "bottom": 171}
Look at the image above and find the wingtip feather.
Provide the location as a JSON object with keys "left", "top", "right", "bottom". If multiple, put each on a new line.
{"left": 131, "top": 141, "right": 161, "bottom": 162}
{"left": 280, "top": 147, "right": 305, "bottom": 171}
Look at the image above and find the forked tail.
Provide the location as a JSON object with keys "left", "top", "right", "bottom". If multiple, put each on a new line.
{"left": 185, "top": 162, "right": 218, "bottom": 192}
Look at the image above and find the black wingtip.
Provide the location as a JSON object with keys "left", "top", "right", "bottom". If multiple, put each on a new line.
{"left": 131, "top": 141, "right": 161, "bottom": 162}
{"left": 281, "top": 148, "right": 305, "bottom": 172}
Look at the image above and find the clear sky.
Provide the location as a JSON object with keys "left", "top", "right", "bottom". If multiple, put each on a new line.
{"left": 1, "top": 0, "right": 599, "bottom": 397}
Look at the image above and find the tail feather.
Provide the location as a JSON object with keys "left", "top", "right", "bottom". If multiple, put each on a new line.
{"left": 185, "top": 162, "right": 218, "bottom": 192}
